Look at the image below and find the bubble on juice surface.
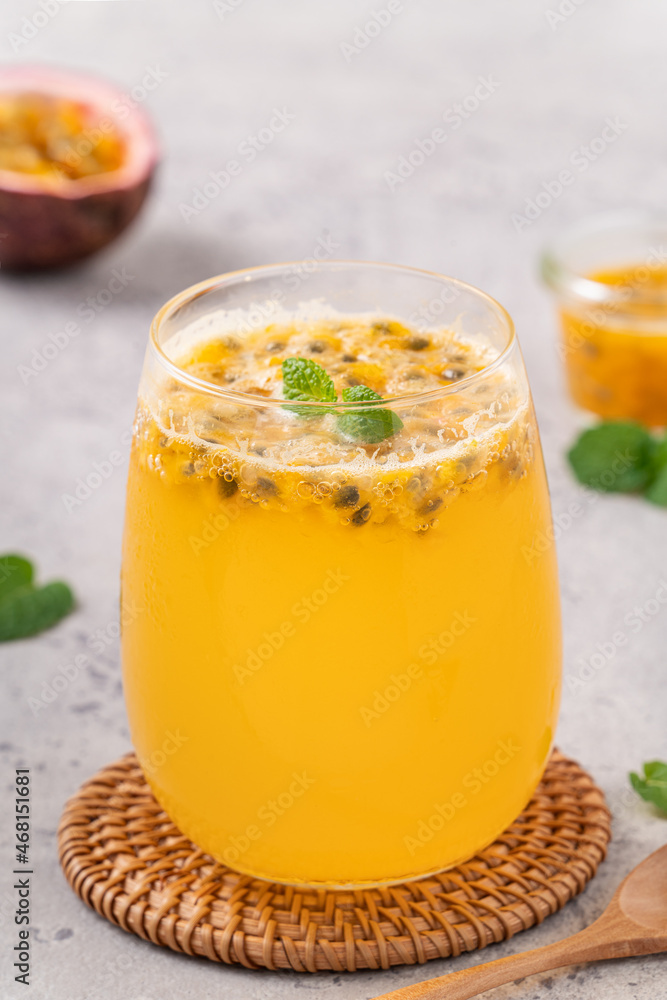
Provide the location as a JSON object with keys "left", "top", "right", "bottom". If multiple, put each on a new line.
{"left": 297, "top": 480, "right": 315, "bottom": 499}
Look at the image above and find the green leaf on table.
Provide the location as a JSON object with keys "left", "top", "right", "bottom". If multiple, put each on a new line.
{"left": 646, "top": 465, "right": 667, "bottom": 506}
{"left": 337, "top": 385, "right": 404, "bottom": 444}
{"left": 567, "top": 422, "right": 656, "bottom": 493}
{"left": 281, "top": 357, "right": 337, "bottom": 416}
{"left": 0, "top": 554, "right": 33, "bottom": 602}
{"left": 0, "top": 553, "right": 75, "bottom": 642}
{"left": 629, "top": 760, "right": 667, "bottom": 814}
{"left": 645, "top": 436, "right": 667, "bottom": 506}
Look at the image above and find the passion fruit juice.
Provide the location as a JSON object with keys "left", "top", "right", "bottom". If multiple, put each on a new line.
{"left": 121, "top": 318, "right": 561, "bottom": 886}
{"left": 560, "top": 264, "right": 667, "bottom": 425}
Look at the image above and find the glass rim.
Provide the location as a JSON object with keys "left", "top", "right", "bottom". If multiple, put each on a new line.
{"left": 541, "top": 210, "right": 667, "bottom": 306}
{"left": 148, "top": 259, "right": 516, "bottom": 410}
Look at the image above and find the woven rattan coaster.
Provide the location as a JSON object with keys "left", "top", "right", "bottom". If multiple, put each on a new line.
{"left": 57, "top": 750, "right": 611, "bottom": 973}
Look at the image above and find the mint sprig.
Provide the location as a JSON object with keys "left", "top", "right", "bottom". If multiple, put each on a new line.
{"left": 630, "top": 760, "right": 667, "bottom": 814}
{"left": 567, "top": 421, "right": 667, "bottom": 503}
{"left": 282, "top": 356, "right": 336, "bottom": 416}
{"left": 281, "top": 357, "right": 402, "bottom": 444}
{"left": 0, "top": 554, "right": 75, "bottom": 641}
{"left": 338, "top": 385, "right": 404, "bottom": 443}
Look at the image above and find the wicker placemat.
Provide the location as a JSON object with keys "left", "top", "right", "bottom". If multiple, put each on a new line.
{"left": 57, "top": 750, "right": 611, "bottom": 972}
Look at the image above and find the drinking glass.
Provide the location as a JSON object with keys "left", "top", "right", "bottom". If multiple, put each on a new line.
{"left": 543, "top": 211, "right": 667, "bottom": 425}
{"left": 121, "top": 261, "right": 561, "bottom": 888}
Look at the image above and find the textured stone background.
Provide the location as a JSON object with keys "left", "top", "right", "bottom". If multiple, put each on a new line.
{"left": 1, "top": 1, "right": 666, "bottom": 997}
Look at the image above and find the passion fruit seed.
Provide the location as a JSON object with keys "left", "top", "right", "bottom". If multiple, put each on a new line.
{"left": 407, "top": 336, "right": 430, "bottom": 350}
{"left": 256, "top": 476, "right": 278, "bottom": 497}
{"left": 218, "top": 477, "right": 238, "bottom": 498}
{"left": 334, "top": 485, "right": 360, "bottom": 508}
{"left": 419, "top": 496, "right": 443, "bottom": 515}
{"left": 351, "top": 503, "right": 372, "bottom": 526}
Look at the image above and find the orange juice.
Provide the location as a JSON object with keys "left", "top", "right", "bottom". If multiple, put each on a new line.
{"left": 122, "top": 306, "right": 561, "bottom": 887}
{"left": 559, "top": 264, "right": 667, "bottom": 426}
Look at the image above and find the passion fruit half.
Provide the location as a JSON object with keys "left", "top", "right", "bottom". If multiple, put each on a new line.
{"left": 0, "top": 65, "right": 158, "bottom": 269}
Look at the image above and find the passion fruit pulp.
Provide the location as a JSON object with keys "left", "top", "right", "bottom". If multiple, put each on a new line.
{"left": 0, "top": 65, "right": 158, "bottom": 269}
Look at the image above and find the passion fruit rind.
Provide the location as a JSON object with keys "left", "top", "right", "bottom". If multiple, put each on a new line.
{"left": 0, "top": 178, "right": 152, "bottom": 270}
{"left": 134, "top": 408, "right": 533, "bottom": 533}
{"left": 0, "top": 66, "right": 158, "bottom": 269}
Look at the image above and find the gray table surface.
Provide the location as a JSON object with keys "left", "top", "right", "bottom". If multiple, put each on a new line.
{"left": 1, "top": 1, "right": 666, "bottom": 997}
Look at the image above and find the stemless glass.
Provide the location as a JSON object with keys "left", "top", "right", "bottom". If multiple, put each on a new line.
{"left": 543, "top": 211, "right": 667, "bottom": 425}
{"left": 121, "top": 261, "right": 561, "bottom": 888}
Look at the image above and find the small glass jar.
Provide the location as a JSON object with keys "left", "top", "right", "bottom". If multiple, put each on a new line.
{"left": 542, "top": 212, "right": 667, "bottom": 426}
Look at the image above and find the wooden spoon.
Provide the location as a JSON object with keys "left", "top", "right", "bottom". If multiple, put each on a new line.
{"left": 373, "top": 844, "right": 667, "bottom": 1000}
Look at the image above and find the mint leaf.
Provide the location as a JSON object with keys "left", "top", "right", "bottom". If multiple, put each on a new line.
{"left": 337, "top": 385, "right": 404, "bottom": 444}
{"left": 649, "top": 435, "right": 667, "bottom": 475}
{"left": 568, "top": 422, "right": 655, "bottom": 492}
{"left": 281, "top": 360, "right": 403, "bottom": 442}
{"left": 646, "top": 436, "right": 667, "bottom": 506}
{"left": 0, "top": 555, "right": 33, "bottom": 603}
{"left": 630, "top": 760, "right": 667, "bottom": 814}
{"left": 282, "top": 357, "right": 337, "bottom": 416}
{"left": 0, "top": 580, "right": 74, "bottom": 642}
{"left": 646, "top": 465, "right": 667, "bottom": 506}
